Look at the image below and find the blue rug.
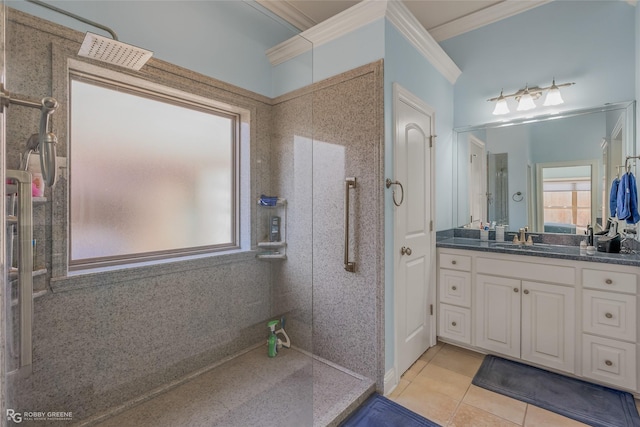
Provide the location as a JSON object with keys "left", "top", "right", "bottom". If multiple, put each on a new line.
{"left": 473, "top": 355, "right": 640, "bottom": 427}
{"left": 340, "top": 393, "right": 440, "bottom": 427}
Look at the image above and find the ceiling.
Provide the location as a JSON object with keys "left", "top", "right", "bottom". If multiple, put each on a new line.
{"left": 256, "top": 0, "right": 550, "bottom": 42}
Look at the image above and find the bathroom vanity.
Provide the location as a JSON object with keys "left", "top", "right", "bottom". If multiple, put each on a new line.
{"left": 436, "top": 237, "right": 640, "bottom": 395}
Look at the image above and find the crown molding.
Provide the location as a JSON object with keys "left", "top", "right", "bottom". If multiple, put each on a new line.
{"left": 429, "top": 0, "right": 552, "bottom": 42}
{"left": 266, "top": 0, "right": 461, "bottom": 84}
{"left": 255, "top": 0, "right": 316, "bottom": 31}
{"left": 385, "top": 1, "right": 461, "bottom": 84}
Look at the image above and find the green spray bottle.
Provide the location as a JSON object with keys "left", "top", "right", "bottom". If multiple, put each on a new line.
{"left": 267, "top": 320, "right": 279, "bottom": 357}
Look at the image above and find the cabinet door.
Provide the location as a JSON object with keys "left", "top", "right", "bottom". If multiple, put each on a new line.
{"left": 521, "top": 281, "right": 575, "bottom": 374}
{"left": 475, "top": 274, "right": 520, "bottom": 358}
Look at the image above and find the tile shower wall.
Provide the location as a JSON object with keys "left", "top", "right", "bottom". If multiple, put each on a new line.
{"left": 271, "top": 62, "right": 385, "bottom": 388}
{"left": 5, "top": 9, "right": 278, "bottom": 421}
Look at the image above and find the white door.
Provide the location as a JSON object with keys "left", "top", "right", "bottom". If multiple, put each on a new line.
{"left": 393, "top": 84, "right": 435, "bottom": 377}
{"left": 521, "top": 281, "right": 575, "bottom": 373}
{"left": 468, "top": 136, "right": 486, "bottom": 224}
{"left": 475, "top": 274, "right": 521, "bottom": 358}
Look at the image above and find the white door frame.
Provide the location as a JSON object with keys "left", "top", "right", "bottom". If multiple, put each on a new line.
{"left": 392, "top": 83, "right": 436, "bottom": 388}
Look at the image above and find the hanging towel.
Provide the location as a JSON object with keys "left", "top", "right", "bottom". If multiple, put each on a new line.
{"left": 616, "top": 172, "right": 640, "bottom": 224}
{"left": 627, "top": 172, "right": 640, "bottom": 224}
{"left": 609, "top": 177, "right": 619, "bottom": 217}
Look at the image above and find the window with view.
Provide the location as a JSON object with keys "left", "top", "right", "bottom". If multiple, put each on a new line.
{"left": 69, "top": 73, "right": 240, "bottom": 269}
{"left": 541, "top": 165, "right": 592, "bottom": 235}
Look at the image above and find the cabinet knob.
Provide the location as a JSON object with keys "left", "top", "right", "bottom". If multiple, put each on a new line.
{"left": 401, "top": 246, "right": 412, "bottom": 256}
{"left": 451, "top": 321, "right": 457, "bottom": 327}
{"left": 605, "top": 279, "right": 613, "bottom": 285}
{"left": 523, "top": 289, "right": 530, "bottom": 295}
{"left": 451, "top": 260, "right": 457, "bottom": 265}
{"left": 513, "top": 288, "right": 519, "bottom": 293}
{"left": 605, "top": 360, "right": 613, "bottom": 367}
{"left": 452, "top": 286, "right": 457, "bottom": 291}
{"left": 605, "top": 312, "right": 613, "bottom": 319}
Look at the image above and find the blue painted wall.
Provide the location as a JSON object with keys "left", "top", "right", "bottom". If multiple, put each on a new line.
{"left": 8, "top": 0, "right": 299, "bottom": 97}
{"left": 441, "top": 1, "right": 636, "bottom": 128}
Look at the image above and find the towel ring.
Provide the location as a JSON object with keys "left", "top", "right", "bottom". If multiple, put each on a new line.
{"left": 386, "top": 178, "right": 404, "bottom": 207}
{"left": 512, "top": 191, "right": 524, "bottom": 202}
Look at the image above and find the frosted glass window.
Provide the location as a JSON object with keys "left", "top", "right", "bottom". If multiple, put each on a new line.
{"left": 70, "top": 77, "right": 238, "bottom": 268}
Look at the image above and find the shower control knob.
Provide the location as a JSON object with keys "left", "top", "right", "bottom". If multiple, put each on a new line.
{"left": 400, "top": 246, "right": 412, "bottom": 256}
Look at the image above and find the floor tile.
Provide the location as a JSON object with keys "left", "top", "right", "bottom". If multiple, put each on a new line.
{"left": 387, "top": 378, "right": 410, "bottom": 399}
{"left": 401, "top": 359, "right": 427, "bottom": 382}
{"left": 419, "top": 342, "right": 444, "bottom": 363}
{"left": 394, "top": 381, "right": 459, "bottom": 426}
{"left": 524, "top": 405, "right": 591, "bottom": 427}
{"left": 462, "top": 385, "right": 526, "bottom": 425}
{"left": 449, "top": 403, "right": 520, "bottom": 427}
{"left": 412, "top": 363, "right": 472, "bottom": 401}
{"left": 430, "top": 346, "right": 484, "bottom": 378}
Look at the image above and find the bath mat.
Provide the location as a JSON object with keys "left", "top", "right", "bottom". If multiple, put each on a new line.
{"left": 473, "top": 355, "right": 640, "bottom": 427}
{"left": 340, "top": 393, "right": 440, "bottom": 427}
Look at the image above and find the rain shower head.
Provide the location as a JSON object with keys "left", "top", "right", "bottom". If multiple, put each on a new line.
{"left": 78, "top": 32, "right": 153, "bottom": 71}
{"left": 25, "top": 0, "right": 153, "bottom": 71}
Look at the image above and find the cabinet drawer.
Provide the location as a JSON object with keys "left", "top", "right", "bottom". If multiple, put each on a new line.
{"left": 582, "top": 290, "right": 636, "bottom": 341}
{"left": 439, "top": 304, "right": 471, "bottom": 344}
{"left": 582, "top": 334, "right": 637, "bottom": 390}
{"left": 582, "top": 269, "right": 636, "bottom": 294}
{"left": 477, "top": 257, "right": 575, "bottom": 285}
{"left": 439, "top": 253, "right": 471, "bottom": 272}
{"left": 439, "top": 269, "right": 471, "bottom": 307}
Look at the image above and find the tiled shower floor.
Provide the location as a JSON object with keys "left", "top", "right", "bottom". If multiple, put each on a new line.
{"left": 88, "top": 346, "right": 374, "bottom": 427}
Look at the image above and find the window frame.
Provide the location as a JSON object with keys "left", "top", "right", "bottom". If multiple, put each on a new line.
{"left": 67, "top": 64, "right": 245, "bottom": 271}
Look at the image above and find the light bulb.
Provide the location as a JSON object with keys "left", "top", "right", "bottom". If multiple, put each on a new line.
{"left": 517, "top": 88, "right": 536, "bottom": 111}
{"left": 492, "top": 90, "right": 510, "bottom": 115}
{"left": 543, "top": 81, "right": 564, "bottom": 106}
{"left": 492, "top": 96, "right": 509, "bottom": 115}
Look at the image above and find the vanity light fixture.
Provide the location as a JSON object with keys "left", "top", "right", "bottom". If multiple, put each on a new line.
{"left": 488, "top": 79, "right": 575, "bottom": 115}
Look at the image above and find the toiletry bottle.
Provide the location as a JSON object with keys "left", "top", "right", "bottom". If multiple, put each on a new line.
{"left": 267, "top": 320, "right": 279, "bottom": 357}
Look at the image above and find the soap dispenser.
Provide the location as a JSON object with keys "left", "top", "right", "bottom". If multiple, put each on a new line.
{"left": 267, "top": 320, "right": 279, "bottom": 358}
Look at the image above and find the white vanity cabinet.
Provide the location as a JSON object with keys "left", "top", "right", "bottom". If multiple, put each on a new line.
{"left": 438, "top": 253, "right": 472, "bottom": 344}
{"left": 581, "top": 268, "right": 637, "bottom": 390}
{"left": 475, "top": 273, "right": 575, "bottom": 373}
{"left": 436, "top": 247, "right": 639, "bottom": 394}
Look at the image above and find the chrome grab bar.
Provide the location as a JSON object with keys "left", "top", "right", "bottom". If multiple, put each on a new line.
{"left": 344, "top": 177, "right": 356, "bottom": 273}
{"left": 6, "top": 170, "right": 33, "bottom": 377}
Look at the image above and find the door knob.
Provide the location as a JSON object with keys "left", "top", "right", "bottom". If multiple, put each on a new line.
{"left": 400, "top": 246, "right": 412, "bottom": 256}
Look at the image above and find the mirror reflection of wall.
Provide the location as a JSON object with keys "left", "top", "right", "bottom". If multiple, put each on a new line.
{"left": 454, "top": 102, "right": 634, "bottom": 233}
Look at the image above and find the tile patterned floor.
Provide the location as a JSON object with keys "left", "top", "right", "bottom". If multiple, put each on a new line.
{"left": 388, "top": 342, "right": 640, "bottom": 427}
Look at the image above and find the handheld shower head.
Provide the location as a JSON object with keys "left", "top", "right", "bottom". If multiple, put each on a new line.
{"left": 37, "top": 97, "right": 59, "bottom": 187}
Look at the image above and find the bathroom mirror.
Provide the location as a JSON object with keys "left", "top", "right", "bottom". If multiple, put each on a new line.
{"left": 452, "top": 101, "right": 636, "bottom": 233}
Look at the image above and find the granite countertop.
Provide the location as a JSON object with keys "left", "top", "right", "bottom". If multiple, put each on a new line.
{"left": 436, "top": 236, "right": 640, "bottom": 267}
